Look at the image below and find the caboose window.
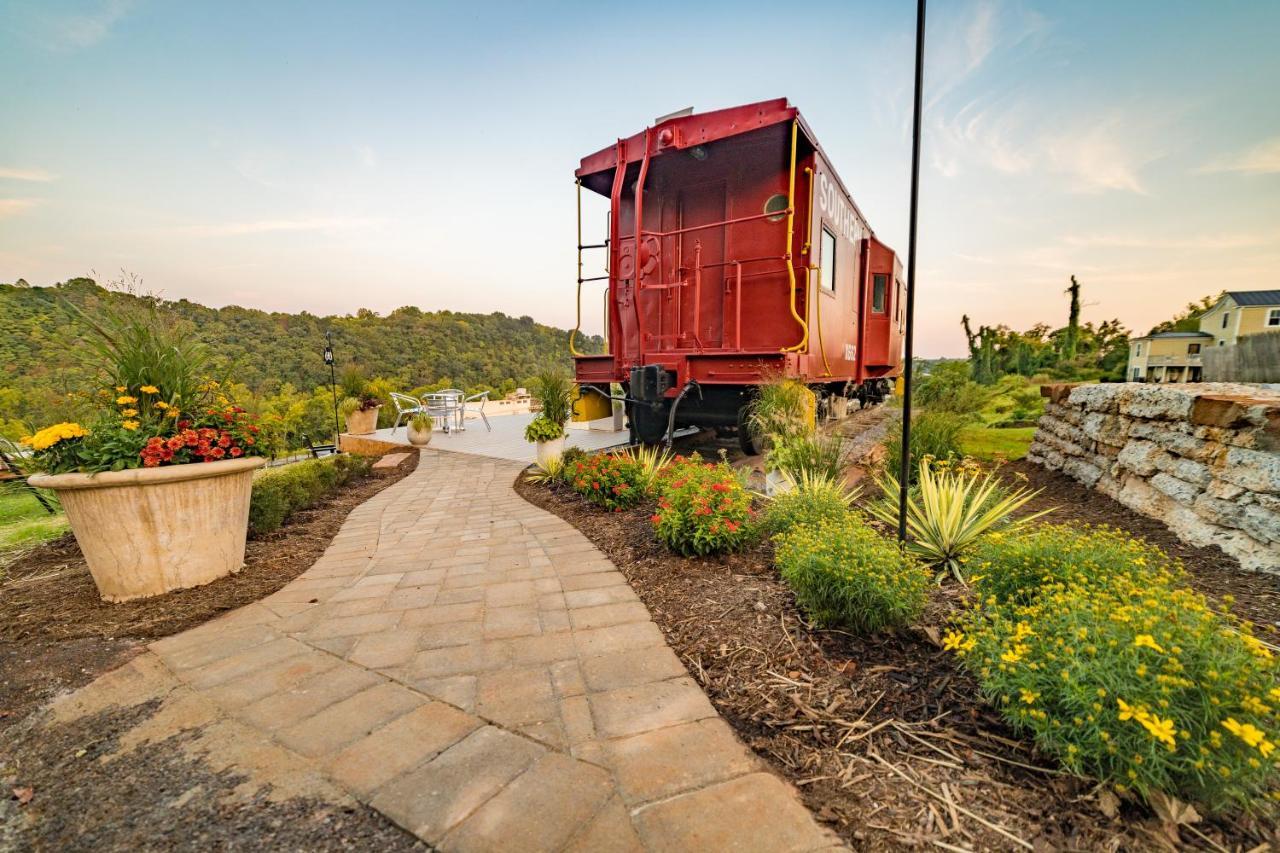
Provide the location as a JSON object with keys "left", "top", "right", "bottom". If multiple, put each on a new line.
{"left": 872, "top": 274, "right": 888, "bottom": 313}
{"left": 819, "top": 227, "right": 836, "bottom": 292}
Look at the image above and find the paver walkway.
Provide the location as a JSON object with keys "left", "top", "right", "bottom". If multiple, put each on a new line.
{"left": 54, "top": 450, "right": 842, "bottom": 851}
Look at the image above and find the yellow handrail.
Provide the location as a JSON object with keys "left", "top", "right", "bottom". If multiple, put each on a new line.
{"left": 782, "top": 120, "right": 808, "bottom": 353}
{"left": 569, "top": 179, "right": 585, "bottom": 356}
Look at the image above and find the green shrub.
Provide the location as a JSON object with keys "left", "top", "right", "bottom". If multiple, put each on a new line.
{"left": 652, "top": 454, "right": 755, "bottom": 556}
{"left": 915, "top": 361, "right": 991, "bottom": 415}
{"left": 884, "top": 410, "right": 968, "bottom": 476}
{"left": 762, "top": 471, "right": 857, "bottom": 535}
{"left": 775, "top": 517, "right": 929, "bottom": 634}
{"left": 567, "top": 453, "right": 644, "bottom": 512}
{"left": 249, "top": 454, "right": 371, "bottom": 535}
{"left": 953, "top": 570, "right": 1280, "bottom": 814}
{"left": 523, "top": 414, "right": 564, "bottom": 443}
{"left": 968, "top": 524, "right": 1184, "bottom": 607}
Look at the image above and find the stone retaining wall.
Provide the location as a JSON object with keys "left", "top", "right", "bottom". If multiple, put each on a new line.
{"left": 1027, "top": 383, "right": 1280, "bottom": 573}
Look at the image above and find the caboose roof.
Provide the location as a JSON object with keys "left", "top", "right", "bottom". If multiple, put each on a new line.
{"left": 575, "top": 98, "right": 867, "bottom": 233}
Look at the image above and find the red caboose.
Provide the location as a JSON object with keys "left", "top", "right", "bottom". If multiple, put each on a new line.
{"left": 571, "top": 98, "right": 905, "bottom": 449}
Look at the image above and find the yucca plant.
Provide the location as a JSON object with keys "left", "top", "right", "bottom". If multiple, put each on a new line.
{"left": 866, "top": 461, "right": 1051, "bottom": 584}
{"left": 617, "top": 444, "right": 672, "bottom": 493}
{"left": 524, "top": 455, "right": 565, "bottom": 485}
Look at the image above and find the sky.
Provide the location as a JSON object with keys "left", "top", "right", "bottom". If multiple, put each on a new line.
{"left": 1, "top": 0, "right": 1277, "bottom": 358}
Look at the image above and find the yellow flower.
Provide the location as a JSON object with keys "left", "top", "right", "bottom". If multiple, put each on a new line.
{"left": 1133, "top": 634, "right": 1165, "bottom": 654}
{"left": 121, "top": 408, "right": 138, "bottom": 417}
{"left": 1117, "top": 698, "right": 1137, "bottom": 721}
{"left": 115, "top": 385, "right": 127, "bottom": 392}
{"left": 1222, "top": 718, "right": 1267, "bottom": 749}
{"left": 140, "top": 385, "right": 159, "bottom": 394}
{"left": 116, "top": 395, "right": 137, "bottom": 405}
{"left": 1139, "top": 714, "right": 1177, "bottom": 749}
{"left": 121, "top": 420, "right": 140, "bottom": 431}
{"left": 1019, "top": 688, "right": 1038, "bottom": 705}
{"left": 21, "top": 422, "right": 89, "bottom": 451}
{"left": 943, "top": 630, "right": 966, "bottom": 652}
{"left": 154, "top": 401, "right": 169, "bottom": 410}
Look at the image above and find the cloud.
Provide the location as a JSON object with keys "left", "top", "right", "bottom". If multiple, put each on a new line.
{"left": 43, "top": 0, "right": 133, "bottom": 50}
{"left": 0, "top": 167, "right": 57, "bottom": 182}
{"left": 0, "top": 199, "right": 37, "bottom": 217}
{"left": 1201, "top": 136, "right": 1280, "bottom": 175}
{"left": 1063, "top": 230, "right": 1279, "bottom": 250}
{"left": 1041, "top": 117, "right": 1150, "bottom": 194}
{"left": 173, "top": 217, "right": 382, "bottom": 237}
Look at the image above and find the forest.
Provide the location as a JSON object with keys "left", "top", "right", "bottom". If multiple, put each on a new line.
{"left": 0, "top": 277, "right": 601, "bottom": 445}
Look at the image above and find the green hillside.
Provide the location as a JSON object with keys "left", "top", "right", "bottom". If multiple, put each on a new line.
{"left": 0, "top": 277, "right": 601, "bottom": 441}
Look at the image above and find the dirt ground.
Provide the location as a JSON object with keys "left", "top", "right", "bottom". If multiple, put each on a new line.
{"left": 515, "top": 462, "right": 1279, "bottom": 852}
{"left": 0, "top": 451, "right": 422, "bottom": 851}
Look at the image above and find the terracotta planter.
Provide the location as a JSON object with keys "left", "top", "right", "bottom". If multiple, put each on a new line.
{"left": 535, "top": 436, "right": 566, "bottom": 468}
{"left": 344, "top": 406, "right": 381, "bottom": 435}
{"left": 29, "top": 456, "right": 266, "bottom": 602}
{"left": 407, "top": 424, "right": 433, "bottom": 446}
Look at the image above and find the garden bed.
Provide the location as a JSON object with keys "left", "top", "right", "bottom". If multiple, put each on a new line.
{"left": 0, "top": 450, "right": 418, "bottom": 729}
{"left": 516, "top": 470, "right": 1278, "bottom": 850}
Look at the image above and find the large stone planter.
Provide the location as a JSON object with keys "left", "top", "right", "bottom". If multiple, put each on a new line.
{"left": 344, "top": 406, "right": 381, "bottom": 435}
{"left": 29, "top": 456, "right": 266, "bottom": 602}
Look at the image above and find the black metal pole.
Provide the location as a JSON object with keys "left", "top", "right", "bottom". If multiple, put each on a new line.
{"left": 326, "top": 331, "right": 340, "bottom": 449}
{"left": 898, "top": 0, "right": 926, "bottom": 542}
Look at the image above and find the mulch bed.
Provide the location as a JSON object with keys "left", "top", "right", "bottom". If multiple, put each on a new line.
{"left": 515, "top": 466, "right": 1279, "bottom": 851}
{"left": 0, "top": 450, "right": 419, "bottom": 729}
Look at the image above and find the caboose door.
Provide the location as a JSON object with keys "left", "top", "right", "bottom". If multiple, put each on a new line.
{"left": 670, "top": 181, "right": 726, "bottom": 350}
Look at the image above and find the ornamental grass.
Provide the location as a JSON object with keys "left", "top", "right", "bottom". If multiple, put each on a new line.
{"left": 774, "top": 516, "right": 929, "bottom": 635}
{"left": 949, "top": 529, "right": 1280, "bottom": 815}
{"left": 761, "top": 469, "right": 859, "bottom": 535}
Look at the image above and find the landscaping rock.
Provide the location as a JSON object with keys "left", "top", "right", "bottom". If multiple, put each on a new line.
{"left": 1028, "top": 383, "right": 1280, "bottom": 574}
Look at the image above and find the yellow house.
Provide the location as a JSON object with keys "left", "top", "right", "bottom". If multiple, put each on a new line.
{"left": 1197, "top": 290, "right": 1280, "bottom": 347}
{"left": 1126, "top": 332, "right": 1212, "bottom": 383}
{"left": 1127, "top": 290, "right": 1280, "bottom": 382}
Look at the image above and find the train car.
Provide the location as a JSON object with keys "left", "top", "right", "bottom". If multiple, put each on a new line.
{"left": 570, "top": 98, "right": 905, "bottom": 450}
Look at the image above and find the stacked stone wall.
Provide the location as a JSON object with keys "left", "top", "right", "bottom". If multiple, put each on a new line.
{"left": 1027, "top": 383, "right": 1280, "bottom": 573}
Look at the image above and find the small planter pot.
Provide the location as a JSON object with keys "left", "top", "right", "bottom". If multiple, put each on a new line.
{"left": 407, "top": 424, "right": 433, "bottom": 447}
{"left": 344, "top": 406, "right": 381, "bottom": 435}
{"left": 29, "top": 456, "right": 266, "bottom": 603}
{"left": 535, "top": 436, "right": 566, "bottom": 468}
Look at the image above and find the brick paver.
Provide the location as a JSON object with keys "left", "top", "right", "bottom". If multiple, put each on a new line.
{"left": 137, "top": 449, "right": 842, "bottom": 850}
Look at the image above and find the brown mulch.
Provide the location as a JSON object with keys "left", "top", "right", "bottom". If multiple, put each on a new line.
{"left": 515, "top": 471, "right": 1279, "bottom": 852}
{"left": 0, "top": 450, "right": 418, "bottom": 728}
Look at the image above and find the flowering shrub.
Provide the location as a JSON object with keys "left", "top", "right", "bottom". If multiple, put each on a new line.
{"left": 651, "top": 454, "right": 755, "bottom": 556}
{"left": 568, "top": 453, "right": 644, "bottom": 512}
{"left": 774, "top": 517, "right": 929, "bottom": 634}
{"left": 762, "top": 471, "right": 857, "bottom": 535}
{"left": 968, "top": 524, "right": 1184, "bottom": 607}
{"left": 950, "top": 536, "right": 1280, "bottom": 814}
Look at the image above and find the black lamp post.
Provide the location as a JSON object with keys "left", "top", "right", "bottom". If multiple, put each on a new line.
{"left": 898, "top": 0, "right": 926, "bottom": 542}
{"left": 324, "top": 331, "right": 340, "bottom": 448}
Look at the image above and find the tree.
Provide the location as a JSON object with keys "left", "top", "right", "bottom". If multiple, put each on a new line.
{"left": 1149, "top": 293, "right": 1220, "bottom": 335}
{"left": 1060, "top": 275, "right": 1081, "bottom": 362}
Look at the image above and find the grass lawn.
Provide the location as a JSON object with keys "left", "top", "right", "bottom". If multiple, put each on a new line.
{"left": 959, "top": 426, "right": 1036, "bottom": 461}
{"left": 0, "top": 486, "right": 68, "bottom": 556}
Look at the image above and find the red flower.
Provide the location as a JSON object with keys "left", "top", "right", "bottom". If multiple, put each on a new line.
{"left": 726, "top": 520, "right": 740, "bottom": 532}
{"left": 711, "top": 482, "right": 729, "bottom": 492}
{"left": 244, "top": 437, "right": 255, "bottom": 445}
{"left": 230, "top": 446, "right": 244, "bottom": 457}
{"left": 650, "top": 514, "right": 663, "bottom": 524}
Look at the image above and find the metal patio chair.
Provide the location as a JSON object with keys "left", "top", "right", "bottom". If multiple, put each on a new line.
{"left": 423, "top": 391, "right": 463, "bottom": 433}
{"left": 459, "top": 391, "right": 491, "bottom": 432}
{"left": 389, "top": 392, "right": 429, "bottom": 434}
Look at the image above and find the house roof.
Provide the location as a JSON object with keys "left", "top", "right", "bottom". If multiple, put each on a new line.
{"left": 1225, "top": 290, "right": 1280, "bottom": 307}
{"left": 1133, "top": 331, "right": 1213, "bottom": 341}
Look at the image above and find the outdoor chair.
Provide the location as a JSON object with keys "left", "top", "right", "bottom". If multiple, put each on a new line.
{"left": 302, "top": 434, "right": 338, "bottom": 458}
{"left": 0, "top": 437, "right": 57, "bottom": 514}
{"left": 423, "top": 391, "right": 462, "bottom": 433}
{"left": 460, "top": 390, "right": 491, "bottom": 432}
{"left": 389, "top": 392, "right": 429, "bottom": 434}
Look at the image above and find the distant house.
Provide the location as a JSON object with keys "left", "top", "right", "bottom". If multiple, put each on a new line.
{"left": 1126, "top": 332, "right": 1212, "bottom": 382}
{"left": 1127, "top": 290, "right": 1280, "bottom": 383}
